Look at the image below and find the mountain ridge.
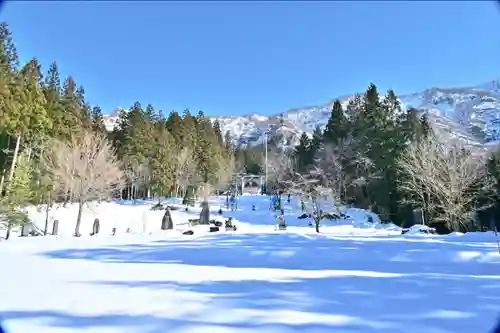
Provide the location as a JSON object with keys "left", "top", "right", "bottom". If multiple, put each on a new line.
{"left": 103, "top": 79, "right": 500, "bottom": 148}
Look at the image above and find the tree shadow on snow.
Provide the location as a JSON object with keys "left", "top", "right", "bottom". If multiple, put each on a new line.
{"left": 85, "top": 274, "right": 500, "bottom": 333}
{"left": 34, "top": 233, "right": 500, "bottom": 332}
{"left": 41, "top": 233, "right": 499, "bottom": 274}
{"left": 3, "top": 272, "right": 500, "bottom": 333}
{"left": 0, "top": 309, "right": 359, "bottom": 333}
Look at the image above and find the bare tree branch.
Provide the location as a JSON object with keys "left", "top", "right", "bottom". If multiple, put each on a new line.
{"left": 174, "top": 147, "right": 196, "bottom": 197}
{"left": 397, "top": 135, "right": 495, "bottom": 232}
{"left": 43, "top": 131, "right": 125, "bottom": 236}
{"left": 267, "top": 150, "right": 295, "bottom": 191}
{"left": 214, "top": 154, "right": 235, "bottom": 192}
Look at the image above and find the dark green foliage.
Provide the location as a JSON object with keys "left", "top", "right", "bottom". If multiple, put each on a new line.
{"left": 294, "top": 132, "right": 311, "bottom": 173}
{"left": 323, "top": 100, "right": 348, "bottom": 145}
{"left": 296, "top": 83, "right": 439, "bottom": 228}
{"left": 0, "top": 21, "right": 236, "bottom": 218}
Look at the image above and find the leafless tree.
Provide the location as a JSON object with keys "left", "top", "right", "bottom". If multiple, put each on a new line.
{"left": 314, "top": 144, "right": 344, "bottom": 211}
{"left": 174, "top": 147, "right": 196, "bottom": 198}
{"left": 43, "top": 131, "right": 125, "bottom": 236}
{"left": 123, "top": 158, "right": 150, "bottom": 200}
{"left": 396, "top": 137, "right": 435, "bottom": 224}
{"left": 397, "top": 136, "right": 495, "bottom": 232}
{"left": 286, "top": 171, "right": 331, "bottom": 233}
{"left": 214, "top": 154, "right": 235, "bottom": 193}
{"left": 318, "top": 135, "right": 376, "bottom": 207}
{"left": 267, "top": 150, "right": 296, "bottom": 192}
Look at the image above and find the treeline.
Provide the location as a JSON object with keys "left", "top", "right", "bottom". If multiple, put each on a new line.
{"left": 287, "top": 84, "right": 500, "bottom": 233}
{"left": 2, "top": 19, "right": 500, "bottom": 236}
{"left": 0, "top": 22, "right": 236, "bottom": 237}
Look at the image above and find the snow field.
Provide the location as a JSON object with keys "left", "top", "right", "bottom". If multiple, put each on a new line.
{"left": 0, "top": 195, "right": 499, "bottom": 333}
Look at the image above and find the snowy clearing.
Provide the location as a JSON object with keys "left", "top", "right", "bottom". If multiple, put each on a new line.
{"left": 0, "top": 196, "right": 499, "bottom": 333}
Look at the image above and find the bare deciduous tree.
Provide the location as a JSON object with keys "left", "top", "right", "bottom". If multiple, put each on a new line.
{"left": 267, "top": 151, "right": 295, "bottom": 192}
{"left": 174, "top": 147, "right": 196, "bottom": 198}
{"left": 124, "top": 159, "right": 150, "bottom": 200}
{"left": 44, "top": 131, "right": 125, "bottom": 236}
{"left": 286, "top": 171, "right": 331, "bottom": 233}
{"left": 214, "top": 155, "right": 235, "bottom": 194}
{"left": 315, "top": 144, "right": 344, "bottom": 211}
{"left": 397, "top": 136, "right": 495, "bottom": 232}
{"left": 318, "top": 135, "right": 376, "bottom": 207}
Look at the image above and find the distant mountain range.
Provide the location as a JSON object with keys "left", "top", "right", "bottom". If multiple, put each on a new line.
{"left": 103, "top": 80, "right": 500, "bottom": 149}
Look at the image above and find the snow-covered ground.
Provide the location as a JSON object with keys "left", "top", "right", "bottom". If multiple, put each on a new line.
{"left": 1, "top": 195, "right": 500, "bottom": 333}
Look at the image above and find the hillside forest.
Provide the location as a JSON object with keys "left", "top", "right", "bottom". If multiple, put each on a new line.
{"left": 1, "top": 21, "right": 500, "bottom": 237}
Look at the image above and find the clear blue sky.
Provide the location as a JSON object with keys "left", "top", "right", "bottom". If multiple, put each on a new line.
{"left": 2, "top": 1, "right": 499, "bottom": 116}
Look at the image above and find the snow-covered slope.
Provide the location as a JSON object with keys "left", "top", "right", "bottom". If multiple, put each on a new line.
{"left": 103, "top": 80, "right": 500, "bottom": 148}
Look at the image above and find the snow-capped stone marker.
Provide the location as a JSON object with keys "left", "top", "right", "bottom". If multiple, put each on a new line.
{"left": 52, "top": 220, "right": 59, "bottom": 236}
{"left": 277, "top": 212, "right": 287, "bottom": 231}
{"left": 161, "top": 206, "right": 173, "bottom": 230}
{"left": 91, "top": 219, "right": 100, "bottom": 236}
{"left": 199, "top": 201, "right": 210, "bottom": 225}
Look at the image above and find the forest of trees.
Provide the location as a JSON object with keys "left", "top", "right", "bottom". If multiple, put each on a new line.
{"left": 1, "top": 20, "right": 500, "bottom": 238}
{"left": 0, "top": 22, "right": 235, "bottom": 238}
{"left": 285, "top": 86, "right": 500, "bottom": 234}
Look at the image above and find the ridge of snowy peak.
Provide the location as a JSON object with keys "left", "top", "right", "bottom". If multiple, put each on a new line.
{"left": 101, "top": 79, "right": 500, "bottom": 148}
{"left": 215, "top": 80, "right": 500, "bottom": 147}
{"left": 398, "top": 81, "right": 500, "bottom": 143}
{"left": 102, "top": 107, "right": 127, "bottom": 131}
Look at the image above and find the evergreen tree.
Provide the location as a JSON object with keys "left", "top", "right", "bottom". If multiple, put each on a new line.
{"left": 195, "top": 111, "right": 220, "bottom": 182}
{"left": 420, "top": 113, "right": 432, "bottom": 138}
{"left": 43, "top": 62, "right": 66, "bottom": 138}
{"left": 90, "top": 106, "right": 107, "bottom": 134}
{"left": 323, "top": 100, "right": 348, "bottom": 145}
{"left": 213, "top": 119, "right": 224, "bottom": 146}
{"left": 0, "top": 22, "right": 19, "bottom": 72}
{"left": 165, "top": 110, "right": 184, "bottom": 144}
{"left": 45, "top": 62, "right": 60, "bottom": 93}
{"left": 59, "top": 76, "right": 83, "bottom": 138}
{"left": 150, "top": 126, "right": 176, "bottom": 197}
{"left": 224, "top": 130, "right": 233, "bottom": 152}
{"left": 0, "top": 153, "right": 32, "bottom": 239}
{"left": 294, "top": 132, "right": 311, "bottom": 173}
{"left": 145, "top": 103, "right": 157, "bottom": 123}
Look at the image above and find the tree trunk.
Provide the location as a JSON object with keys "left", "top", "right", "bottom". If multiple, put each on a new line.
{"left": 0, "top": 170, "right": 5, "bottom": 196}
{"left": 175, "top": 183, "right": 180, "bottom": 199}
{"left": 199, "top": 200, "right": 210, "bottom": 225}
{"left": 5, "top": 222, "right": 12, "bottom": 240}
{"left": 75, "top": 201, "right": 84, "bottom": 237}
{"left": 63, "top": 185, "right": 69, "bottom": 207}
{"left": 26, "top": 145, "right": 32, "bottom": 162}
{"left": 6, "top": 135, "right": 21, "bottom": 188}
{"left": 44, "top": 193, "right": 51, "bottom": 235}
{"left": 0, "top": 135, "right": 9, "bottom": 195}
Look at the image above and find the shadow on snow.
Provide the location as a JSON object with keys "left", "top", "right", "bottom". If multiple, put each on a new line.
{"left": 31, "top": 233, "right": 500, "bottom": 332}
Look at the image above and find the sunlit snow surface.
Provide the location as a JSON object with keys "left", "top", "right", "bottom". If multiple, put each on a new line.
{"left": 1, "top": 196, "right": 500, "bottom": 333}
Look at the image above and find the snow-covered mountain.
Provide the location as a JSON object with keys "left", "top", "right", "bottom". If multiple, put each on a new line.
{"left": 103, "top": 80, "right": 500, "bottom": 148}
